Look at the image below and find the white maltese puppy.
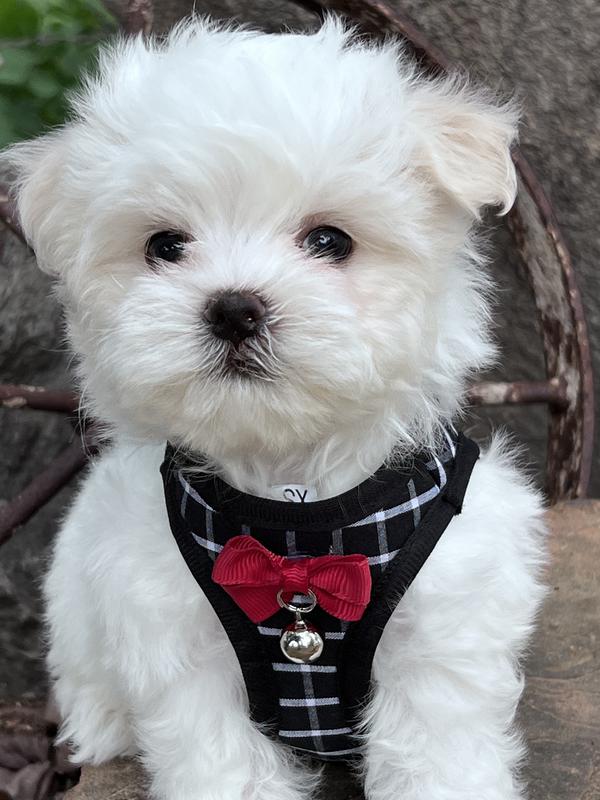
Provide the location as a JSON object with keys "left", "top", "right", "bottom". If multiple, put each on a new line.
{"left": 5, "top": 18, "right": 546, "bottom": 800}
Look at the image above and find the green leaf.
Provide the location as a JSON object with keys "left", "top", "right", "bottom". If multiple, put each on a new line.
{"left": 41, "top": 92, "right": 70, "bottom": 126}
{"left": 39, "top": 12, "right": 83, "bottom": 37}
{"left": 27, "top": 68, "right": 61, "bottom": 98}
{"left": 0, "top": 0, "right": 40, "bottom": 39}
{"left": 0, "top": 95, "right": 17, "bottom": 146}
{"left": 0, "top": 0, "right": 117, "bottom": 145}
{"left": 0, "top": 117, "right": 18, "bottom": 148}
{"left": 4, "top": 95, "right": 45, "bottom": 140}
{"left": 39, "top": 0, "right": 116, "bottom": 35}
{"left": 83, "top": 0, "right": 117, "bottom": 27}
{"left": 0, "top": 48, "right": 39, "bottom": 85}
{"left": 55, "top": 42, "right": 86, "bottom": 78}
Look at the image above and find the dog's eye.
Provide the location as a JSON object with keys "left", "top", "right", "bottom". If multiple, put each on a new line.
{"left": 145, "top": 231, "right": 188, "bottom": 265}
{"left": 302, "top": 226, "right": 352, "bottom": 262}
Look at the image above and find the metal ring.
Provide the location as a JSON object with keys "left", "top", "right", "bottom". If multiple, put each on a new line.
{"left": 277, "top": 588, "right": 317, "bottom": 614}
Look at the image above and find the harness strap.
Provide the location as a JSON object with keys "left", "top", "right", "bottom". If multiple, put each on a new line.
{"left": 162, "top": 432, "right": 479, "bottom": 750}
{"left": 340, "top": 433, "right": 480, "bottom": 717}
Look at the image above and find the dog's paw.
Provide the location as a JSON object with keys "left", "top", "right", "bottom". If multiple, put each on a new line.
{"left": 146, "top": 749, "right": 320, "bottom": 800}
{"left": 55, "top": 686, "right": 135, "bottom": 765}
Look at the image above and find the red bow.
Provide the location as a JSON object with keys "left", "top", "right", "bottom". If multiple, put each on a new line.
{"left": 212, "top": 535, "right": 372, "bottom": 623}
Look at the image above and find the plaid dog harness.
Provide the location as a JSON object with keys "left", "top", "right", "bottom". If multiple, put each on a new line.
{"left": 161, "top": 431, "right": 479, "bottom": 761}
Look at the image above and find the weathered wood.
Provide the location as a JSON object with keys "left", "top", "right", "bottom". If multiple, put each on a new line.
{"left": 68, "top": 759, "right": 147, "bottom": 800}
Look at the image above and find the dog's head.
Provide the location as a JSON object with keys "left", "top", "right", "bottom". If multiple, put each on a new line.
{"left": 5, "top": 19, "right": 517, "bottom": 461}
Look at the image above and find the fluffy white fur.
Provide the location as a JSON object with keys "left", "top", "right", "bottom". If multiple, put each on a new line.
{"left": 4, "top": 18, "right": 545, "bottom": 800}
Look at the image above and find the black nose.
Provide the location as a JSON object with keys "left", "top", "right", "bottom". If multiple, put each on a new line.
{"left": 204, "top": 291, "right": 267, "bottom": 343}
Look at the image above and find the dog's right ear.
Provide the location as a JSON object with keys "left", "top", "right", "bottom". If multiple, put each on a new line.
{"left": 409, "top": 76, "right": 519, "bottom": 220}
{"left": 1, "top": 131, "right": 70, "bottom": 274}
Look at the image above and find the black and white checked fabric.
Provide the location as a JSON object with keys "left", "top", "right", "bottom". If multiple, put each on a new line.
{"left": 162, "top": 429, "right": 462, "bottom": 760}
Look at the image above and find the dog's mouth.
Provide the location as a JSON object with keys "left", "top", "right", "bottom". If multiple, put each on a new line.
{"left": 210, "top": 336, "right": 281, "bottom": 382}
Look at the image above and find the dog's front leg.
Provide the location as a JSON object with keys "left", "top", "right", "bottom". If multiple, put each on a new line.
{"left": 45, "top": 520, "right": 137, "bottom": 764}
{"left": 361, "top": 453, "right": 546, "bottom": 800}
{"left": 133, "top": 663, "right": 319, "bottom": 800}
{"left": 362, "top": 645, "right": 526, "bottom": 800}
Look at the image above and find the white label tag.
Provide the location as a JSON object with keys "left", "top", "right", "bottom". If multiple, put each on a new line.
{"left": 271, "top": 484, "right": 318, "bottom": 503}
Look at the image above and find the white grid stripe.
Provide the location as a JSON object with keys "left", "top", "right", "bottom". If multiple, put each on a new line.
{"left": 279, "top": 727, "right": 352, "bottom": 738}
{"left": 258, "top": 626, "right": 346, "bottom": 641}
{"left": 432, "top": 454, "right": 447, "bottom": 489}
{"left": 444, "top": 427, "right": 457, "bottom": 457}
{"left": 191, "top": 532, "right": 223, "bottom": 553}
{"left": 376, "top": 511, "right": 388, "bottom": 574}
{"left": 205, "top": 508, "right": 216, "bottom": 561}
{"left": 272, "top": 663, "right": 337, "bottom": 673}
{"left": 280, "top": 697, "right": 340, "bottom": 707}
{"left": 180, "top": 487, "right": 188, "bottom": 518}
{"left": 299, "top": 746, "right": 361, "bottom": 757}
{"left": 407, "top": 479, "right": 421, "bottom": 526}
{"left": 178, "top": 472, "right": 215, "bottom": 512}
{"left": 286, "top": 530, "right": 297, "bottom": 555}
{"left": 425, "top": 435, "right": 455, "bottom": 476}
{"left": 367, "top": 549, "right": 400, "bottom": 566}
{"left": 331, "top": 529, "right": 344, "bottom": 555}
{"left": 324, "top": 630, "right": 346, "bottom": 640}
{"left": 257, "top": 626, "right": 282, "bottom": 636}
{"left": 348, "top": 484, "right": 440, "bottom": 527}
{"left": 301, "top": 668, "right": 322, "bottom": 751}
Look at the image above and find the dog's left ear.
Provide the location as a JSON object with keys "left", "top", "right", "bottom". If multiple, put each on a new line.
{"left": 412, "top": 78, "right": 519, "bottom": 219}
{"left": 1, "top": 130, "right": 70, "bottom": 274}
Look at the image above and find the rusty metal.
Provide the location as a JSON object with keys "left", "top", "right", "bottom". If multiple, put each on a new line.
{"left": 124, "top": 0, "right": 154, "bottom": 36}
{"left": 0, "top": 0, "right": 594, "bottom": 552}
{"left": 0, "top": 435, "right": 92, "bottom": 547}
{"left": 508, "top": 153, "right": 594, "bottom": 499}
{"left": 295, "top": 0, "right": 452, "bottom": 70}
{"left": 0, "top": 384, "right": 79, "bottom": 413}
{"left": 467, "top": 379, "right": 569, "bottom": 410}
{"left": 0, "top": 186, "right": 25, "bottom": 242}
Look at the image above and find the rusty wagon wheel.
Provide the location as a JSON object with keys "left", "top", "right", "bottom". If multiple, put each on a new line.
{"left": 0, "top": 0, "right": 594, "bottom": 553}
